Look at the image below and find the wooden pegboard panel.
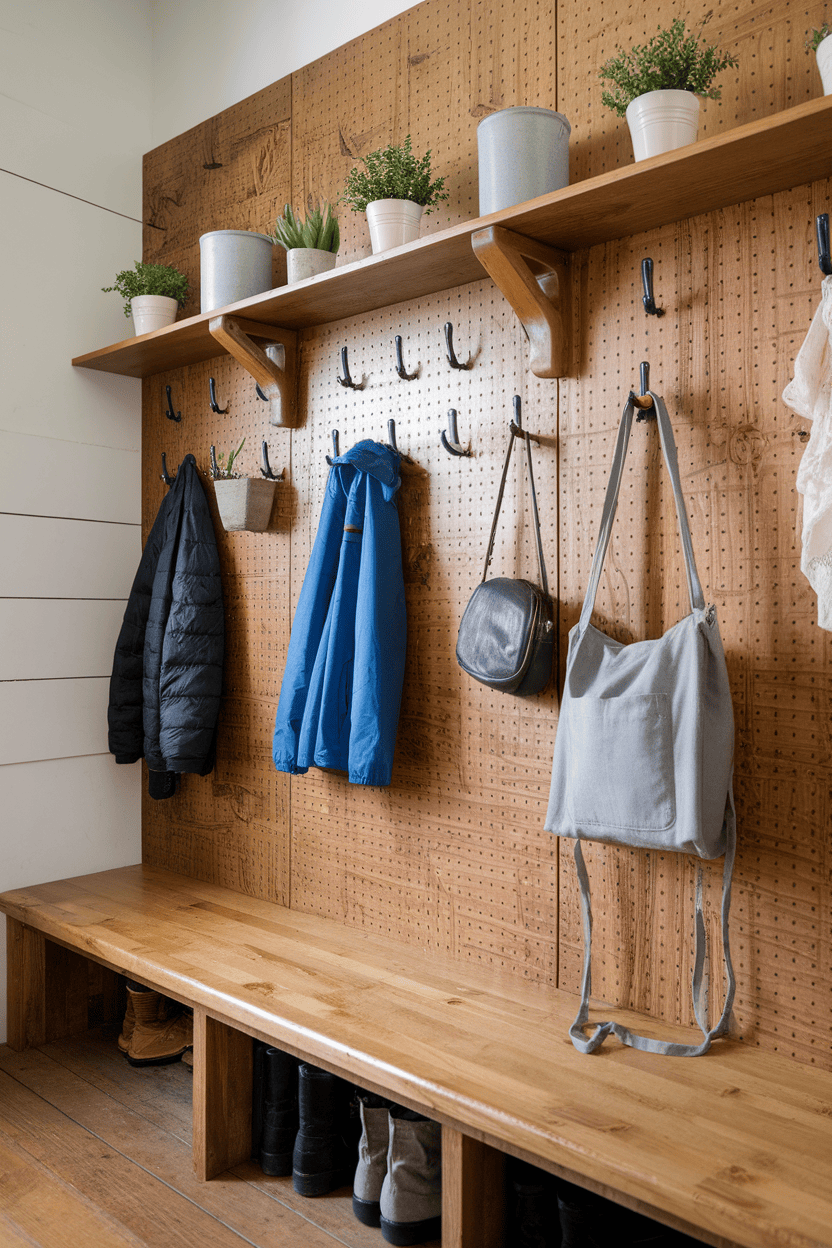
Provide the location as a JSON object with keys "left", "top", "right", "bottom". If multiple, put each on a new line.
{"left": 560, "top": 0, "right": 822, "bottom": 185}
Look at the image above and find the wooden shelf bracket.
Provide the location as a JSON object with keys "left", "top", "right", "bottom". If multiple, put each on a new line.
{"left": 472, "top": 225, "right": 571, "bottom": 378}
{"left": 208, "top": 316, "right": 299, "bottom": 427}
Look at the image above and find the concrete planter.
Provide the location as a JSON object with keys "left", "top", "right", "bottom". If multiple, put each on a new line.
{"left": 213, "top": 477, "right": 276, "bottom": 532}
{"left": 286, "top": 248, "right": 337, "bottom": 283}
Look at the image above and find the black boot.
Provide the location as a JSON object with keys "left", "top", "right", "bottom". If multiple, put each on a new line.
{"left": 508, "top": 1157, "right": 560, "bottom": 1248}
{"left": 292, "top": 1063, "right": 353, "bottom": 1196}
{"left": 259, "top": 1047, "right": 300, "bottom": 1176}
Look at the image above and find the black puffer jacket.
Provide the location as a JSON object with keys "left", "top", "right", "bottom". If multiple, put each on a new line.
{"left": 108, "top": 454, "right": 224, "bottom": 774}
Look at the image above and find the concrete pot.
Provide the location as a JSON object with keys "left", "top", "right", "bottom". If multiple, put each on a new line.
{"left": 477, "top": 106, "right": 571, "bottom": 215}
{"left": 130, "top": 295, "right": 178, "bottom": 336}
{"left": 625, "top": 89, "right": 700, "bottom": 162}
{"left": 286, "top": 248, "right": 338, "bottom": 283}
{"left": 365, "top": 199, "right": 423, "bottom": 253}
{"left": 213, "top": 477, "right": 276, "bottom": 532}
{"left": 816, "top": 34, "right": 832, "bottom": 94}
{"left": 199, "top": 230, "right": 274, "bottom": 313}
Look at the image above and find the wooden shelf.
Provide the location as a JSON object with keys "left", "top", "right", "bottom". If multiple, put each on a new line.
{"left": 73, "top": 95, "right": 832, "bottom": 379}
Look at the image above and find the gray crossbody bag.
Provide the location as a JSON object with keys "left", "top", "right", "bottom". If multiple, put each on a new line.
{"left": 546, "top": 393, "right": 736, "bottom": 1056}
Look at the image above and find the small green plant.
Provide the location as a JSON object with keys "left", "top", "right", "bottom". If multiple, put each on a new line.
{"left": 807, "top": 22, "right": 832, "bottom": 52}
{"left": 340, "top": 135, "right": 449, "bottom": 215}
{"left": 599, "top": 17, "right": 738, "bottom": 117}
{"left": 272, "top": 202, "right": 340, "bottom": 252}
{"left": 102, "top": 261, "right": 189, "bottom": 318}
{"left": 210, "top": 438, "right": 246, "bottom": 480}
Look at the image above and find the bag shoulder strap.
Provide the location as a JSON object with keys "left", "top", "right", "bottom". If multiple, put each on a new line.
{"left": 569, "top": 796, "right": 737, "bottom": 1056}
{"left": 579, "top": 394, "right": 705, "bottom": 632}
{"left": 481, "top": 422, "right": 549, "bottom": 596}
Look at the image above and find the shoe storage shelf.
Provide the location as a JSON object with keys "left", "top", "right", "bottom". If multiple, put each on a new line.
{"left": 3, "top": 865, "right": 832, "bottom": 1248}
{"left": 72, "top": 97, "right": 832, "bottom": 383}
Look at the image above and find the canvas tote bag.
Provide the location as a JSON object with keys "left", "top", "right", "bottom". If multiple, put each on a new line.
{"left": 546, "top": 393, "right": 736, "bottom": 1056}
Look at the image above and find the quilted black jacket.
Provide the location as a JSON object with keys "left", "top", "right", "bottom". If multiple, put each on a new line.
{"left": 108, "top": 454, "right": 224, "bottom": 774}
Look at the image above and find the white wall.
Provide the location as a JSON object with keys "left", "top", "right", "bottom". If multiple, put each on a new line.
{"left": 0, "top": 0, "right": 152, "bottom": 1041}
{"left": 150, "top": 0, "right": 419, "bottom": 146}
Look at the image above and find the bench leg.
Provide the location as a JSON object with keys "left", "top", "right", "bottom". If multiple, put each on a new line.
{"left": 441, "top": 1126, "right": 505, "bottom": 1248}
{"left": 6, "top": 918, "right": 91, "bottom": 1051}
{"left": 193, "top": 1010, "right": 253, "bottom": 1181}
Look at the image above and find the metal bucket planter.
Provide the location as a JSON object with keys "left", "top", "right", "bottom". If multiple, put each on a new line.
{"left": 213, "top": 477, "right": 276, "bottom": 532}
{"left": 477, "top": 106, "right": 571, "bottom": 215}
{"left": 199, "top": 230, "right": 274, "bottom": 312}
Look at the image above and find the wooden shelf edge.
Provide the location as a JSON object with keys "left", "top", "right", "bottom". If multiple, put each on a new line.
{"left": 72, "top": 95, "right": 832, "bottom": 379}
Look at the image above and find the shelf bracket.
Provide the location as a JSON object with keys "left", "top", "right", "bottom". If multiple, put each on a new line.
{"left": 471, "top": 225, "right": 571, "bottom": 378}
{"left": 208, "top": 315, "right": 299, "bottom": 427}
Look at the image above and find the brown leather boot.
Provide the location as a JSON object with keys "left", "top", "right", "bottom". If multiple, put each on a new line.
{"left": 126, "top": 989, "right": 193, "bottom": 1066}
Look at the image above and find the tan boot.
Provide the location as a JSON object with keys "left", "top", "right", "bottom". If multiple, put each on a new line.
{"left": 126, "top": 990, "right": 193, "bottom": 1067}
{"left": 117, "top": 992, "right": 136, "bottom": 1053}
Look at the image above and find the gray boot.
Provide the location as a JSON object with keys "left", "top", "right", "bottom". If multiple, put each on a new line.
{"left": 352, "top": 1098, "right": 391, "bottom": 1226}
{"left": 379, "top": 1109, "right": 442, "bottom": 1246}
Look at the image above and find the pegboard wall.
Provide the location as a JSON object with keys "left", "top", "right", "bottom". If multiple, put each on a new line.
{"left": 141, "top": 0, "right": 831, "bottom": 1066}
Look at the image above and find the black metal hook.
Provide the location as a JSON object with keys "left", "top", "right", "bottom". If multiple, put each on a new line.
{"left": 337, "top": 346, "right": 365, "bottom": 390}
{"left": 325, "top": 429, "right": 340, "bottom": 466}
{"left": 161, "top": 453, "right": 176, "bottom": 486}
{"left": 641, "top": 258, "right": 664, "bottom": 317}
{"left": 508, "top": 395, "right": 541, "bottom": 443}
{"left": 260, "top": 441, "right": 284, "bottom": 480}
{"left": 440, "top": 408, "right": 471, "bottom": 457}
{"left": 444, "top": 321, "right": 472, "bottom": 370}
{"left": 631, "top": 361, "right": 655, "bottom": 421}
{"left": 208, "top": 377, "right": 228, "bottom": 413}
{"left": 165, "top": 385, "right": 181, "bottom": 422}
{"left": 387, "top": 419, "right": 398, "bottom": 454}
{"left": 816, "top": 214, "right": 832, "bottom": 276}
{"left": 394, "top": 335, "right": 419, "bottom": 380}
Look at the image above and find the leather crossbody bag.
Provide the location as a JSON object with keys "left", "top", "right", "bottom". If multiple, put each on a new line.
{"left": 545, "top": 393, "right": 736, "bottom": 1056}
{"left": 456, "top": 420, "right": 553, "bottom": 696}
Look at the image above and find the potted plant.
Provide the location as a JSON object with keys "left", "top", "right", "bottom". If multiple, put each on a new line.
{"left": 209, "top": 439, "right": 276, "bottom": 532}
{"left": 807, "top": 23, "right": 832, "bottom": 94}
{"left": 102, "top": 261, "right": 189, "bottom": 335}
{"left": 272, "top": 202, "right": 340, "bottom": 283}
{"left": 599, "top": 18, "right": 738, "bottom": 162}
{"left": 340, "top": 134, "right": 449, "bottom": 254}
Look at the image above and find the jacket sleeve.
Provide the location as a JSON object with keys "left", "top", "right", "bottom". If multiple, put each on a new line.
{"left": 155, "top": 462, "right": 225, "bottom": 773}
{"left": 107, "top": 496, "right": 169, "bottom": 763}
{"left": 348, "top": 477, "right": 407, "bottom": 785}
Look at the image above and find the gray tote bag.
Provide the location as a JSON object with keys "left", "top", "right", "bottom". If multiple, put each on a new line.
{"left": 546, "top": 393, "right": 736, "bottom": 1056}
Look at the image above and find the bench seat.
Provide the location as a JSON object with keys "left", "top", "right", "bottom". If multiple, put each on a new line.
{"left": 2, "top": 864, "right": 831, "bottom": 1248}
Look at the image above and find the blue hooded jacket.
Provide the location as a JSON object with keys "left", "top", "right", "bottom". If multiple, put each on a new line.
{"left": 273, "top": 440, "right": 406, "bottom": 786}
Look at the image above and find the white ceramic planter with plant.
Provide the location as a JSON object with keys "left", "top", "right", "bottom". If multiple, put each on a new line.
{"left": 272, "top": 202, "right": 340, "bottom": 282}
{"left": 341, "top": 135, "right": 448, "bottom": 255}
{"left": 102, "top": 261, "right": 189, "bottom": 336}
{"left": 599, "top": 18, "right": 738, "bottom": 162}
{"left": 210, "top": 439, "right": 276, "bottom": 533}
{"left": 808, "top": 24, "right": 832, "bottom": 94}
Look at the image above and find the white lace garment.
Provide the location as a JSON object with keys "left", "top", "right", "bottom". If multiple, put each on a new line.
{"left": 782, "top": 275, "right": 832, "bottom": 630}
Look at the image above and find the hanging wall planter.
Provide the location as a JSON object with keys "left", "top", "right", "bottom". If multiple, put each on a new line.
{"left": 213, "top": 476, "right": 277, "bottom": 532}
{"left": 625, "top": 89, "right": 700, "bottom": 161}
{"left": 199, "top": 230, "right": 274, "bottom": 313}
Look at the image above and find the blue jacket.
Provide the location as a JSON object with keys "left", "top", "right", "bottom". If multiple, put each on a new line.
{"left": 273, "top": 440, "right": 406, "bottom": 786}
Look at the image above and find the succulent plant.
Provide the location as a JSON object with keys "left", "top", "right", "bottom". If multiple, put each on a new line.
{"left": 272, "top": 203, "right": 340, "bottom": 252}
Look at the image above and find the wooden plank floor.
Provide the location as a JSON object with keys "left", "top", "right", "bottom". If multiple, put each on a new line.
{"left": 0, "top": 1026, "right": 435, "bottom": 1248}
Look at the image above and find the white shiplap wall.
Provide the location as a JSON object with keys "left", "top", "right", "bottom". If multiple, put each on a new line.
{"left": 0, "top": 0, "right": 152, "bottom": 1042}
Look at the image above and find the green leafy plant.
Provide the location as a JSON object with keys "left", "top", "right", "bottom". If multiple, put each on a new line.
{"left": 272, "top": 202, "right": 340, "bottom": 252}
{"left": 340, "top": 135, "right": 449, "bottom": 215}
{"left": 807, "top": 23, "right": 832, "bottom": 52}
{"left": 102, "top": 261, "right": 189, "bottom": 318}
{"left": 599, "top": 18, "right": 738, "bottom": 117}
{"left": 210, "top": 438, "right": 246, "bottom": 480}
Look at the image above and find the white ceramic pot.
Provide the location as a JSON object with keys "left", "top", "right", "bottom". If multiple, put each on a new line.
{"left": 477, "top": 106, "right": 571, "bottom": 215}
{"left": 286, "top": 247, "right": 337, "bottom": 283}
{"left": 130, "top": 295, "right": 178, "bottom": 336}
{"left": 213, "top": 477, "right": 277, "bottom": 532}
{"left": 625, "top": 89, "right": 700, "bottom": 162}
{"left": 365, "top": 199, "right": 423, "bottom": 254}
{"left": 199, "top": 230, "right": 274, "bottom": 313}
{"left": 816, "top": 34, "right": 832, "bottom": 94}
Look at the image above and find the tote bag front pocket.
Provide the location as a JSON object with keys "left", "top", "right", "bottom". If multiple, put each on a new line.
{"left": 566, "top": 693, "right": 675, "bottom": 833}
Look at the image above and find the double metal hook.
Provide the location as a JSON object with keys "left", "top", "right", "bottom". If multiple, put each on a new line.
{"left": 394, "top": 335, "right": 419, "bottom": 380}
{"left": 440, "top": 409, "right": 471, "bottom": 457}
{"left": 630, "top": 362, "right": 655, "bottom": 420}
{"left": 208, "top": 377, "right": 228, "bottom": 414}
{"left": 337, "top": 346, "right": 365, "bottom": 390}
{"left": 817, "top": 214, "right": 832, "bottom": 276}
{"left": 161, "top": 452, "right": 176, "bottom": 486}
{"left": 326, "top": 429, "right": 340, "bottom": 465}
{"left": 444, "top": 321, "right": 472, "bottom": 370}
{"left": 641, "top": 259, "right": 664, "bottom": 317}
{"left": 165, "top": 385, "right": 181, "bottom": 422}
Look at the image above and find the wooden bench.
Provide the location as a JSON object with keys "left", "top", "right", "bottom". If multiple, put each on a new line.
{"left": 2, "top": 864, "right": 831, "bottom": 1248}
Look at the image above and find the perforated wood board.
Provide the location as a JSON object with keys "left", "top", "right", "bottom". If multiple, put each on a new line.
{"left": 139, "top": 0, "right": 831, "bottom": 1066}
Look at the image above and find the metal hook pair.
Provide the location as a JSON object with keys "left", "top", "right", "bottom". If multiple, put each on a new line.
{"left": 161, "top": 452, "right": 176, "bottom": 486}
{"left": 165, "top": 385, "right": 181, "bottom": 422}
{"left": 444, "top": 321, "right": 472, "bottom": 370}
{"left": 338, "top": 346, "right": 365, "bottom": 390}
{"left": 260, "top": 441, "right": 284, "bottom": 480}
{"left": 641, "top": 259, "right": 664, "bottom": 317}
{"left": 208, "top": 377, "right": 228, "bottom": 413}
{"left": 441, "top": 409, "right": 471, "bottom": 457}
